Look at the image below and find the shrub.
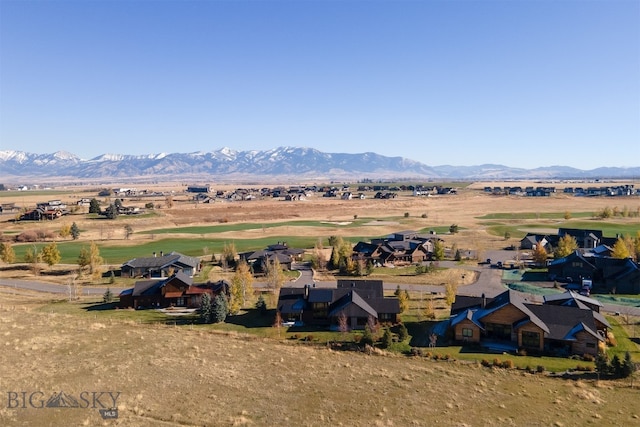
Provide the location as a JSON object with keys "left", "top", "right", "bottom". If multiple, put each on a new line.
{"left": 493, "top": 358, "right": 501, "bottom": 367}
{"left": 16, "top": 231, "right": 38, "bottom": 242}
{"left": 501, "top": 360, "right": 514, "bottom": 369}
{"left": 481, "top": 359, "right": 491, "bottom": 367}
{"left": 410, "top": 347, "right": 423, "bottom": 357}
{"left": 421, "top": 213, "right": 428, "bottom": 218}
{"left": 582, "top": 353, "right": 595, "bottom": 362}
{"left": 381, "top": 329, "right": 393, "bottom": 349}
{"left": 517, "top": 348, "right": 527, "bottom": 357}
{"left": 397, "top": 324, "right": 409, "bottom": 342}
{"left": 536, "top": 365, "right": 545, "bottom": 373}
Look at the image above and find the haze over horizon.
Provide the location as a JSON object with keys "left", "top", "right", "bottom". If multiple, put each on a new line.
{"left": 1, "top": 1, "right": 638, "bottom": 170}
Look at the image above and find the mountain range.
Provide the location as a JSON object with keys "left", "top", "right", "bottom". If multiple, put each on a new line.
{"left": 1, "top": 147, "right": 638, "bottom": 182}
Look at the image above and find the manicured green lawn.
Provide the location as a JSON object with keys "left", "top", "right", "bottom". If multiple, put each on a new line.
{"left": 606, "top": 317, "right": 640, "bottom": 360}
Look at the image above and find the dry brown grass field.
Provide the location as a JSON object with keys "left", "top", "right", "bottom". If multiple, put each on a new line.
{"left": 1, "top": 290, "right": 639, "bottom": 427}
{"left": 1, "top": 181, "right": 640, "bottom": 426}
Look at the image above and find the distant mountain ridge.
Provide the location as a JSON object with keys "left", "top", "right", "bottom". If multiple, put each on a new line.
{"left": 0, "top": 147, "right": 638, "bottom": 181}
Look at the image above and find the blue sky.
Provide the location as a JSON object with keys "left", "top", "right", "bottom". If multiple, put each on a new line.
{"left": 1, "top": 0, "right": 638, "bottom": 169}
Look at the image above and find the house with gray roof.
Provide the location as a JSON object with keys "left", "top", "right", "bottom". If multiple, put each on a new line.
{"left": 276, "top": 279, "right": 400, "bottom": 330}
{"left": 239, "top": 242, "right": 304, "bottom": 273}
{"left": 120, "top": 251, "right": 201, "bottom": 278}
{"left": 445, "top": 289, "right": 608, "bottom": 356}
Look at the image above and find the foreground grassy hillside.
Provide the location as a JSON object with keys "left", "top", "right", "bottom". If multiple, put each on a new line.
{"left": 1, "top": 290, "right": 639, "bottom": 427}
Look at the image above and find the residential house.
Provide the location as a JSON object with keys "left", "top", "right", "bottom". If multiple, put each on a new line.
{"left": 558, "top": 228, "right": 603, "bottom": 249}
{"left": 119, "top": 272, "right": 229, "bottom": 309}
{"left": 548, "top": 251, "right": 640, "bottom": 294}
{"left": 239, "top": 242, "right": 304, "bottom": 273}
{"left": 120, "top": 251, "right": 201, "bottom": 278}
{"left": 445, "top": 289, "right": 608, "bottom": 356}
{"left": 20, "top": 207, "right": 64, "bottom": 221}
{"left": 352, "top": 230, "right": 441, "bottom": 267}
{"left": 276, "top": 280, "right": 400, "bottom": 330}
{"left": 519, "top": 233, "right": 556, "bottom": 251}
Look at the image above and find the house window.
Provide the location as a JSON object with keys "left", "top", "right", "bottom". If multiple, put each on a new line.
{"left": 521, "top": 331, "right": 540, "bottom": 348}
{"left": 312, "top": 302, "right": 328, "bottom": 319}
{"left": 486, "top": 323, "right": 511, "bottom": 340}
{"left": 462, "top": 328, "right": 473, "bottom": 338}
{"left": 379, "top": 313, "right": 393, "bottom": 322}
{"left": 176, "top": 297, "right": 185, "bottom": 306}
{"left": 586, "top": 342, "right": 596, "bottom": 348}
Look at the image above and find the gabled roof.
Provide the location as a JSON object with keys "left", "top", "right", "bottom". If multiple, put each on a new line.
{"left": 170, "top": 270, "right": 194, "bottom": 287}
{"left": 543, "top": 290, "right": 603, "bottom": 308}
{"left": 353, "top": 241, "right": 381, "bottom": 256}
{"left": 132, "top": 279, "right": 164, "bottom": 297}
{"left": 524, "top": 304, "right": 603, "bottom": 341}
{"left": 547, "top": 250, "right": 596, "bottom": 269}
{"left": 451, "top": 295, "right": 493, "bottom": 316}
{"left": 591, "top": 244, "right": 612, "bottom": 256}
{"left": 122, "top": 252, "right": 199, "bottom": 270}
{"left": 328, "top": 290, "right": 378, "bottom": 319}
{"left": 478, "top": 290, "right": 549, "bottom": 334}
{"left": 130, "top": 271, "right": 193, "bottom": 297}
{"left": 119, "top": 288, "right": 134, "bottom": 297}
{"left": 450, "top": 308, "right": 485, "bottom": 330}
{"left": 563, "top": 322, "right": 604, "bottom": 342}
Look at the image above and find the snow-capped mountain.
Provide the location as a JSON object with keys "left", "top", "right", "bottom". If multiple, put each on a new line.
{"left": 0, "top": 147, "right": 638, "bottom": 181}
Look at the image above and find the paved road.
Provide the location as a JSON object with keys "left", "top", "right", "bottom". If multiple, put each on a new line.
{"left": 0, "top": 278, "right": 125, "bottom": 296}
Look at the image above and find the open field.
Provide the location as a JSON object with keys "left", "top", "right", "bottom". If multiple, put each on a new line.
{"left": 1, "top": 290, "right": 640, "bottom": 427}
{"left": 1, "top": 181, "right": 640, "bottom": 426}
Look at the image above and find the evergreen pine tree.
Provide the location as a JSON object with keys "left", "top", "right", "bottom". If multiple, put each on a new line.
{"left": 622, "top": 351, "right": 636, "bottom": 378}
{"left": 611, "top": 354, "right": 623, "bottom": 378}
{"left": 70, "top": 222, "right": 80, "bottom": 240}
{"left": 381, "top": 328, "right": 393, "bottom": 349}
{"left": 397, "top": 323, "right": 409, "bottom": 342}
{"left": 212, "top": 293, "right": 228, "bottom": 323}
{"left": 361, "top": 325, "right": 374, "bottom": 347}
{"left": 200, "top": 293, "right": 212, "bottom": 323}
{"left": 255, "top": 294, "right": 267, "bottom": 315}
{"left": 595, "top": 352, "right": 610, "bottom": 378}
